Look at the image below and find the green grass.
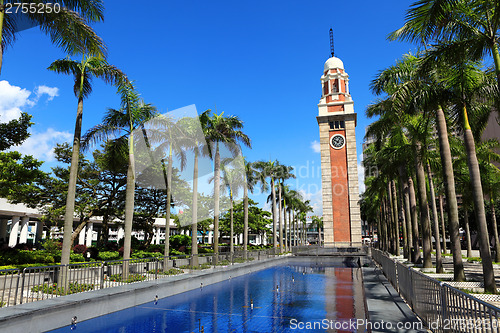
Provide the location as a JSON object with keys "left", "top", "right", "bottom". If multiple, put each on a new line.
{"left": 31, "top": 282, "right": 95, "bottom": 295}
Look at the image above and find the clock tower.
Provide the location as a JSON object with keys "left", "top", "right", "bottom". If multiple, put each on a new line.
{"left": 317, "top": 37, "right": 362, "bottom": 247}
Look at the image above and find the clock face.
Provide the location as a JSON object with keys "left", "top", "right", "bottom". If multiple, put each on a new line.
{"left": 330, "top": 134, "right": 345, "bottom": 149}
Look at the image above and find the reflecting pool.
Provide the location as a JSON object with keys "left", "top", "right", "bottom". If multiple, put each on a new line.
{"left": 49, "top": 258, "right": 366, "bottom": 332}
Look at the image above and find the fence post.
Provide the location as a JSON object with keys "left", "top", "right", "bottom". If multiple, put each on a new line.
{"left": 439, "top": 282, "right": 448, "bottom": 333}
{"left": 155, "top": 258, "right": 159, "bottom": 280}
{"left": 14, "top": 270, "right": 22, "bottom": 305}
{"left": 100, "top": 262, "right": 105, "bottom": 290}
{"left": 19, "top": 268, "right": 27, "bottom": 304}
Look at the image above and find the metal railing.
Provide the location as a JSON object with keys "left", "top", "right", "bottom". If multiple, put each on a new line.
{"left": 372, "top": 248, "right": 500, "bottom": 332}
{"left": 0, "top": 249, "right": 280, "bottom": 308}
{"left": 292, "top": 244, "right": 368, "bottom": 256}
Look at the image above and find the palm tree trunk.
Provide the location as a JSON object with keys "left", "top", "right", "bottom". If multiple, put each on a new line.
{"left": 439, "top": 195, "right": 447, "bottom": 254}
{"left": 163, "top": 146, "right": 173, "bottom": 268}
{"left": 271, "top": 178, "right": 277, "bottom": 252}
{"left": 292, "top": 210, "right": 296, "bottom": 246}
{"left": 408, "top": 176, "right": 420, "bottom": 263}
{"left": 435, "top": 105, "right": 464, "bottom": 281}
{"left": 462, "top": 106, "right": 496, "bottom": 293}
{"left": 213, "top": 142, "right": 221, "bottom": 259}
{"left": 415, "top": 145, "right": 432, "bottom": 269}
{"left": 61, "top": 96, "right": 84, "bottom": 276}
{"left": 243, "top": 184, "right": 249, "bottom": 258}
{"left": 382, "top": 200, "right": 389, "bottom": 252}
{"left": 464, "top": 210, "right": 473, "bottom": 258}
{"left": 491, "top": 42, "right": 500, "bottom": 90}
{"left": 386, "top": 184, "right": 394, "bottom": 253}
{"left": 283, "top": 199, "right": 288, "bottom": 251}
{"left": 278, "top": 183, "right": 283, "bottom": 253}
{"left": 490, "top": 194, "right": 500, "bottom": 263}
{"left": 288, "top": 209, "right": 292, "bottom": 248}
{"left": 230, "top": 195, "right": 234, "bottom": 253}
{"left": 122, "top": 133, "right": 136, "bottom": 278}
{"left": 190, "top": 148, "right": 198, "bottom": 267}
{"left": 427, "top": 163, "right": 443, "bottom": 273}
{"left": 391, "top": 180, "right": 400, "bottom": 256}
{"left": 400, "top": 168, "right": 413, "bottom": 260}
{"left": 398, "top": 171, "right": 409, "bottom": 258}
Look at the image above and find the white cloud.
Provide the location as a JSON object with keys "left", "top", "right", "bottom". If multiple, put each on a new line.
{"left": 0, "top": 80, "right": 68, "bottom": 161}
{"left": 16, "top": 128, "right": 72, "bottom": 161}
{"left": 311, "top": 140, "right": 320, "bottom": 153}
{"left": 0, "top": 80, "right": 59, "bottom": 122}
{"left": 35, "top": 85, "right": 59, "bottom": 101}
{"left": 0, "top": 80, "right": 33, "bottom": 122}
{"left": 358, "top": 153, "right": 365, "bottom": 194}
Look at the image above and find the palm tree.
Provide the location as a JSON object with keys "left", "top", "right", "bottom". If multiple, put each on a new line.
{"left": 48, "top": 56, "right": 124, "bottom": 267}
{"left": 370, "top": 53, "right": 466, "bottom": 279}
{"left": 243, "top": 161, "right": 258, "bottom": 256}
{"left": 0, "top": 0, "right": 106, "bottom": 74}
{"left": 202, "top": 111, "right": 251, "bottom": 258}
{"left": 254, "top": 160, "right": 281, "bottom": 252}
{"left": 311, "top": 216, "right": 323, "bottom": 245}
{"left": 220, "top": 157, "right": 245, "bottom": 253}
{"left": 83, "top": 82, "right": 157, "bottom": 275}
{"left": 276, "top": 163, "right": 295, "bottom": 252}
{"left": 138, "top": 113, "right": 188, "bottom": 268}
{"left": 390, "top": 0, "right": 500, "bottom": 91}
{"left": 175, "top": 114, "right": 211, "bottom": 266}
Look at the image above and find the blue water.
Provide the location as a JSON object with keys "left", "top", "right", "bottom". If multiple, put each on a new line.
{"left": 49, "top": 260, "right": 364, "bottom": 333}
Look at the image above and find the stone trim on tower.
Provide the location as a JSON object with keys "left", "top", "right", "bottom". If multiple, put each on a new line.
{"left": 317, "top": 55, "right": 362, "bottom": 247}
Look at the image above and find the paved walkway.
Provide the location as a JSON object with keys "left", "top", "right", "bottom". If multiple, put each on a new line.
{"left": 362, "top": 258, "right": 427, "bottom": 333}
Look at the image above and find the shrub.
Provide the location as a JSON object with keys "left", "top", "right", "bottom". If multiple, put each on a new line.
{"left": 131, "top": 251, "right": 162, "bottom": 259}
{"left": 42, "top": 239, "right": 62, "bottom": 253}
{"left": 148, "top": 268, "right": 184, "bottom": 275}
{"left": 70, "top": 253, "right": 85, "bottom": 263}
{"left": 169, "top": 249, "right": 186, "bottom": 256}
{"left": 97, "top": 251, "right": 120, "bottom": 261}
{"left": 198, "top": 247, "right": 214, "bottom": 254}
{"left": 31, "top": 282, "right": 95, "bottom": 295}
{"left": 169, "top": 235, "right": 191, "bottom": 250}
{"left": 107, "top": 273, "right": 147, "bottom": 283}
{"left": 73, "top": 244, "right": 87, "bottom": 255}
{"left": 146, "top": 244, "right": 164, "bottom": 253}
{"left": 118, "top": 236, "right": 142, "bottom": 250}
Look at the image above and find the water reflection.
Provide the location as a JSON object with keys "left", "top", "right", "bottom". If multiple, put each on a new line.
{"left": 50, "top": 258, "right": 366, "bottom": 333}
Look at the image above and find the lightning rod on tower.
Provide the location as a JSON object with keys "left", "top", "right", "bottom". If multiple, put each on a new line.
{"left": 329, "top": 28, "right": 334, "bottom": 57}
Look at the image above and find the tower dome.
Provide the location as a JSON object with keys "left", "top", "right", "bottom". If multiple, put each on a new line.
{"left": 324, "top": 56, "right": 344, "bottom": 71}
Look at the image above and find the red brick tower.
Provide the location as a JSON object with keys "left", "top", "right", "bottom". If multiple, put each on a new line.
{"left": 317, "top": 49, "right": 361, "bottom": 247}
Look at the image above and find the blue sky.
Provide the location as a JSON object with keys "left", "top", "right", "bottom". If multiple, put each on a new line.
{"left": 1, "top": 0, "right": 417, "bottom": 215}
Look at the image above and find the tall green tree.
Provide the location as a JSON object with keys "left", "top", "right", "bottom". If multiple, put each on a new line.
{"left": 0, "top": 0, "right": 106, "bottom": 74}
{"left": 202, "top": 111, "right": 250, "bottom": 258}
{"left": 48, "top": 56, "right": 124, "bottom": 267}
{"left": 83, "top": 82, "right": 156, "bottom": 272}
{"left": 243, "top": 160, "right": 258, "bottom": 255}
{"left": 254, "top": 160, "right": 280, "bottom": 251}
{"left": 390, "top": 0, "right": 500, "bottom": 92}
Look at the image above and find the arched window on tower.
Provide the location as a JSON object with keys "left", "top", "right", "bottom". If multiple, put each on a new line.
{"left": 331, "top": 80, "right": 338, "bottom": 93}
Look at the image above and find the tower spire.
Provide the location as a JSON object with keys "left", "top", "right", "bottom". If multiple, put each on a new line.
{"left": 329, "top": 28, "right": 334, "bottom": 57}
